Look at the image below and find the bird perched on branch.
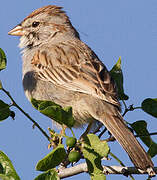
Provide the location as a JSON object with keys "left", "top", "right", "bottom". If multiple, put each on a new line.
{"left": 8, "top": 5, "right": 155, "bottom": 176}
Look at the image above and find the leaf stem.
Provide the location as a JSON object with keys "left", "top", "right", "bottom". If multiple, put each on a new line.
{"left": 2, "top": 88, "right": 50, "bottom": 141}
{"left": 70, "top": 128, "right": 76, "bottom": 138}
{"left": 110, "top": 152, "right": 125, "bottom": 166}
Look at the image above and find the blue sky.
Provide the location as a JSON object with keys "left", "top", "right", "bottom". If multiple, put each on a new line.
{"left": 1, "top": 0, "right": 157, "bottom": 179}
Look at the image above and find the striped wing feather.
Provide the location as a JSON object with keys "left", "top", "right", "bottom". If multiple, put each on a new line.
{"left": 31, "top": 42, "right": 119, "bottom": 106}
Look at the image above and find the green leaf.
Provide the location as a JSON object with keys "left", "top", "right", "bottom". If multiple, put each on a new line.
{"left": 62, "top": 106, "right": 75, "bottom": 128}
{"left": 31, "top": 99, "right": 75, "bottom": 128}
{"left": 39, "top": 101, "right": 61, "bottom": 110}
{"left": 0, "top": 48, "right": 7, "bottom": 71}
{"left": 0, "top": 100, "right": 11, "bottom": 121}
{"left": 0, "top": 151, "right": 20, "bottom": 180}
{"left": 91, "top": 174, "right": 107, "bottom": 180}
{"left": 147, "top": 143, "right": 157, "bottom": 158}
{"left": 82, "top": 134, "right": 107, "bottom": 180}
{"left": 31, "top": 99, "right": 46, "bottom": 109}
{"left": 130, "top": 120, "right": 157, "bottom": 157}
{"left": 31, "top": 99, "right": 61, "bottom": 110}
{"left": 86, "top": 134, "right": 109, "bottom": 158}
{"left": 130, "top": 121, "right": 152, "bottom": 147}
{"left": 0, "top": 174, "right": 10, "bottom": 180}
{"left": 110, "top": 57, "right": 129, "bottom": 100}
{"left": 141, "top": 98, "right": 157, "bottom": 118}
{"left": 36, "top": 144, "right": 66, "bottom": 171}
{"left": 34, "top": 169, "right": 59, "bottom": 180}
{"left": 0, "top": 163, "right": 3, "bottom": 173}
{"left": 0, "top": 80, "right": 2, "bottom": 90}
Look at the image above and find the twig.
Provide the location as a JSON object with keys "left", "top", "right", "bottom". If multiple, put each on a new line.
{"left": 58, "top": 162, "right": 157, "bottom": 179}
{"left": 2, "top": 88, "right": 50, "bottom": 141}
{"left": 98, "top": 127, "right": 107, "bottom": 138}
{"left": 80, "top": 120, "right": 93, "bottom": 139}
{"left": 122, "top": 103, "right": 141, "bottom": 117}
{"left": 92, "top": 123, "right": 103, "bottom": 134}
{"left": 103, "top": 136, "right": 115, "bottom": 142}
{"left": 58, "top": 163, "right": 87, "bottom": 178}
{"left": 122, "top": 100, "right": 127, "bottom": 109}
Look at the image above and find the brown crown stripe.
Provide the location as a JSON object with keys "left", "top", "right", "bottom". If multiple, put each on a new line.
{"left": 23, "top": 5, "right": 65, "bottom": 22}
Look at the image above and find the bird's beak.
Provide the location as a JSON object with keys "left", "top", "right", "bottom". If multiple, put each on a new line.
{"left": 8, "top": 25, "right": 24, "bottom": 36}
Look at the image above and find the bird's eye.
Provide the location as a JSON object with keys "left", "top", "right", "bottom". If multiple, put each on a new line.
{"left": 32, "top": 21, "right": 40, "bottom": 28}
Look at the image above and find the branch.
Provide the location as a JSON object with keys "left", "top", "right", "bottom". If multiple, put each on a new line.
{"left": 58, "top": 163, "right": 157, "bottom": 179}
{"left": 1, "top": 88, "right": 50, "bottom": 141}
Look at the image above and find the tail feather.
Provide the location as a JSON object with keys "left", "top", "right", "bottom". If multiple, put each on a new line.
{"left": 102, "top": 112, "right": 155, "bottom": 176}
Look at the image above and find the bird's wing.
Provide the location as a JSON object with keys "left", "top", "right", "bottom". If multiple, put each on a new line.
{"left": 31, "top": 41, "right": 119, "bottom": 106}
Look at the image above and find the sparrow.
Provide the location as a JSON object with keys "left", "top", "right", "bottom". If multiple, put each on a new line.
{"left": 8, "top": 5, "right": 155, "bottom": 176}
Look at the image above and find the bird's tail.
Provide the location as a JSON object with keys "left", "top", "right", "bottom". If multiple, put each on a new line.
{"left": 102, "top": 111, "right": 155, "bottom": 177}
